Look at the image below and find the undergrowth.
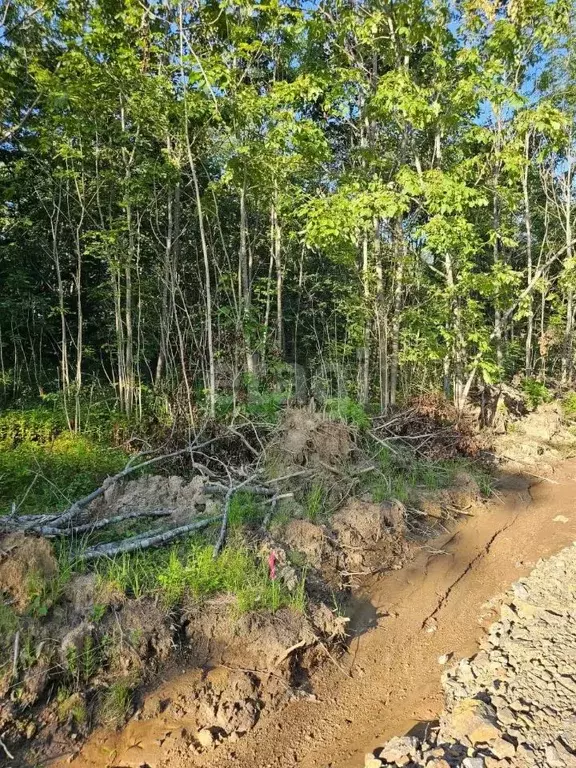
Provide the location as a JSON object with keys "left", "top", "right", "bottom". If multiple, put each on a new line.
{"left": 368, "top": 445, "right": 493, "bottom": 503}
{"left": 95, "top": 537, "right": 305, "bottom": 614}
{"left": 98, "top": 679, "right": 135, "bottom": 727}
{"left": 521, "top": 378, "right": 552, "bottom": 410}
{"left": 563, "top": 391, "right": 576, "bottom": 419}
{"left": 0, "top": 431, "right": 128, "bottom": 517}
{"left": 324, "top": 396, "right": 370, "bottom": 429}
{"left": 56, "top": 688, "right": 88, "bottom": 726}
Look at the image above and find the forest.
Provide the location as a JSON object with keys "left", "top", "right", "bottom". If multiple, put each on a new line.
{"left": 4, "top": 2, "right": 576, "bottom": 763}
{"left": 1, "top": 0, "right": 576, "bottom": 427}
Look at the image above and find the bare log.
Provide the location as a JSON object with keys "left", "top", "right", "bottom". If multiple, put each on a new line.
{"left": 79, "top": 516, "right": 221, "bottom": 561}
{"left": 205, "top": 481, "right": 276, "bottom": 497}
{"left": 38, "top": 509, "right": 174, "bottom": 538}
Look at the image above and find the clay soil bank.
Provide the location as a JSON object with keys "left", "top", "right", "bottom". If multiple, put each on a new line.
{"left": 55, "top": 461, "right": 576, "bottom": 768}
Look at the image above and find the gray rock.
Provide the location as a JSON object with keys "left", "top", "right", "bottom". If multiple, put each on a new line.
{"left": 379, "top": 735, "right": 419, "bottom": 765}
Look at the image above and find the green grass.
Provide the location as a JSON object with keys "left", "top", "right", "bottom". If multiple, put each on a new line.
{"left": 98, "top": 680, "right": 134, "bottom": 727}
{"left": 324, "top": 397, "right": 370, "bottom": 429}
{"left": 95, "top": 538, "right": 306, "bottom": 614}
{"left": 521, "top": 377, "right": 552, "bottom": 409}
{"left": 228, "top": 491, "right": 265, "bottom": 527}
{"left": 563, "top": 391, "right": 576, "bottom": 419}
{"left": 0, "top": 602, "right": 19, "bottom": 668}
{"left": 26, "top": 546, "right": 79, "bottom": 618}
{"left": 368, "top": 445, "right": 494, "bottom": 503}
{"left": 0, "top": 431, "right": 128, "bottom": 517}
{"left": 56, "top": 688, "right": 87, "bottom": 725}
{"left": 304, "top": 483, "right": 326, "bottom": 522}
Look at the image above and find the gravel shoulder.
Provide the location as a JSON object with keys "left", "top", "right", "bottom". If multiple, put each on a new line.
{"left": 368, "top": 537, "right": 576, "bottom": 767}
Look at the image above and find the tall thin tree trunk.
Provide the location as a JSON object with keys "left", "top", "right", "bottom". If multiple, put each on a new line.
{"left": 239, "top": 180, "right": 256, "bottom": 375}
{"left": 74, "top": 224, "right": 83, "bottom": 430}
{"left": 156, "top": 184, "right": 174, "bottom": 385}
{"left": 561, "top": 132, "right": 574, "bottom": 385}
{"left": 179, "top": 3, "right": 215, "bottom": 417}
{"left": 271, "top": 190, "right": 283, "bottom": 355}
{"left": 523, "top": 131, "right": 534, "bottom": 377}
{"left": 190, "top": 160, "right": 216, "bottom": 418}
{"left": 389, "top": 218, "right": 405, "bottom": 407}
{"left": 374, "top": 219, "right": 388, "bottom": 412}
{"left": 493, "top": 110, "right": 504, "bottom": 372}
{"left": 262, "top": 241, "right": 275, "bottom": 361}
{"left": 112, "top": 268, "right": 125, "bottom": 412}
{"left": 359, "top": 230, "right": 370, "bottom": 405}
{"left": 49, "top": 193, "right": 71, "bottom": 429}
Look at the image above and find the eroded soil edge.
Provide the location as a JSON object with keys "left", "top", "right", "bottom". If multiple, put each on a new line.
{"left": 55, "top": 462, "right": 576, "bottom": 768}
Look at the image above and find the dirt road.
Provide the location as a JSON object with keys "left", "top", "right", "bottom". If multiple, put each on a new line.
{"left": 59, "top": 461, "right": 576, "bottom": 768}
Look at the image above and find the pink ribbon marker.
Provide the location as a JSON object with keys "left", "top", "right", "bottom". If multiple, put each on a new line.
{"left": 268, "top": 550, "right": 277, "bottom": 581}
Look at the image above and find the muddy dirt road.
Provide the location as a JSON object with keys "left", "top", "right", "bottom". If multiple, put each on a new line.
{"left": 57, "top": 461, "right": 576, "bottom": 768}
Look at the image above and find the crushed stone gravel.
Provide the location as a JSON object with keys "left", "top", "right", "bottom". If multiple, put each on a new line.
{"left": 364, "top": 541, "right": 576, "bottom": 767}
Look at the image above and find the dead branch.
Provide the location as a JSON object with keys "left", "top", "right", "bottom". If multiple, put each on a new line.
{"left": 264, "top": 492, "right": 293, "bottom": 504}
{"left": 18, "top": 436, "right": 223, "bottom": 533}
{"left": 0, "top": 736, "right": 14, "bottom": 760}
{"left": 226, "top": 426, "right": 260, "bottom": 457}
{"left": 11, "top": 631, "right": 19, "bottom": 680}
{"left": 261, "top": 492, "right": 293, "bottom": 529}
{"left": 204, "top": 481, "right": 276, "bottom": 497}
{"left": 317, "top": 459, "right": 346, "bottom": 477}
{"left": 80, "top": 516, "right": 221, "bottom": 561}
{"left": 267, "top": 469, "right": 310, "bottom": 483}
{"left": 213, "top": 475, "right": 261, "bottom": 558}
{"left": 1, "top": 513, "right": 60, "bottom": 531}
{"left": 273, "top": 639, "right": 307, "bottom": 668}
{"left": 39, "top": 509, "right": 174, "bottom": 537}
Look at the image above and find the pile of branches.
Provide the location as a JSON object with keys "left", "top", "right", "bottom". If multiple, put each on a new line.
{"left": 371, "top": 394, "right": 485, "bottom": 460}
{"left": 0, "top": 430, "right": 283, "bottom": 561}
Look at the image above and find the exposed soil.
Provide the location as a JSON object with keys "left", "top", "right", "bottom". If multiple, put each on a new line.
{"left": 86, "top": 473, "right": 217, "bottom": 527}
{"left": 0, "top": 531, "right": 58, "bottom": 610}
{"left": 369, "top": 538, "right": 576, "bottom": 766}
{"left": 267, "top": 408, "right": 355, "bottom": 472}
{"left": 492, "top": 403, "right": 576, "bottom": 471}
{"left": 46, "top": 460, "right": 576, "bottom": 768}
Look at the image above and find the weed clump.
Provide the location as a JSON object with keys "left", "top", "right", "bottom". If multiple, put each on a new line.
{"left": 521, "top": 378, "right": 552, "bottom": 410}
{"left": 96, "top": 539, "right": 306, "bottom": 614}
{"left": 368, "top": 445, "right": 493, "bottom": 505}
{"left": 98, "top": 680, "right": 134, "bottom": 727}
{"left": 56, "top": 688, "right": 87, "bottom": 726}
{"left": 562, "top": 391, "right": 576, "bottom": 419}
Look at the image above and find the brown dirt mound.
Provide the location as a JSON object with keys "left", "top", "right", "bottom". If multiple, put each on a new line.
{"left": 375, "top": 394, "right": 485, "bottom": 459}
{"left": 417, "top": 471, "right": 481, "bottom": 520}
{"left": 331, "top": 499, "right": 412, "bottom": 573}
{"left": 277, "top": 499, "right": 412, "bottom": 582}
{"left": 493, "top": 402, "right": 576, "bottom": 471}
{"left": 103, "top": 598, "right": 175, "bottom": 675}
{"left": 0, "top": 532, "right": 58, "bottom": 611}
{"left": 268, "top": 408, "right": 354, "bottom": 472}
{"left": 182, "top": 604, "right": 316, "bottom": 671}
{"left": 88, "top": 473, "right": 214, "bottom": 525}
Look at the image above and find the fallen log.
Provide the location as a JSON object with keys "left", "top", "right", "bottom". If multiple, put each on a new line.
{"left": 37, "top": 509, "right": 174, "bottom": 538}
{"left": 4, "top": 436, "right": 224, "bottom": 536}
{"left": 79, "top": 516, "right": 222, "bottom": 561}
